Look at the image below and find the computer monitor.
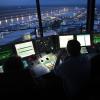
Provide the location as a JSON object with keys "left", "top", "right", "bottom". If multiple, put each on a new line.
{"left": 93, "top": 34, "right": 100, "bottom": 44}
{"left": 59, "top": 35, "right": 74, "bottom": 48}
{"left": 15, "top": 41, "right": 35, "bottom": 58}
{"left": 0, "top": 46, "right": 14, "bottom": 61}
{"left": 77, "top": 34, "right": 91, "bottom": 46}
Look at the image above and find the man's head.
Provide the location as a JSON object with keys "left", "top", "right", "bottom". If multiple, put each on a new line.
{"left": 67, "top": 40, "right": 81, "bottom": 56}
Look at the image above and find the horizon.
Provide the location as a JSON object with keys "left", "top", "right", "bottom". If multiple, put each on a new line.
{"left": 0, "top": 4, "right": 100, "bottom": 8}
{"left": 0, "top": 0, "right": 100, "bottom": 6}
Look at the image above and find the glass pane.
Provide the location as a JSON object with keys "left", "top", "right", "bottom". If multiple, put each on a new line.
{"left": 40, "top": 0, "right": 87, "bottom": 36}
{"left": 94, "top": 0, "right": 100, "bottom": 33}
{"left": 0, "top": 0, "right": 37, "bottom": 45}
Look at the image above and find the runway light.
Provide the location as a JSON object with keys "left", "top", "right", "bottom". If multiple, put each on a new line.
{"left": 46, "top": 13, "right": 49, "bottom": 17}
{"left": 41, "top": 13, "right": 43, "bottom": 16}
{"left": 21, "top": 16, "right": 24, "bottom": 20}
{"left": 5, "top": 19, "right": 8, "bottom": 23}
{"left": 29, "top": 16, "right": 31, "bottom": 20}
{"left": 35, "top": 14, "right": 37, "bottom": 18}
{"left": 0, "top": 21, "right": 1, "bottom": 25}
{"left": 11, "top": 18, "right": 14, "bottom": 22}
{"left": 64, "top": 8, "right": 66, "bottom": 12}
{"left": 17, "top": 17, "right": 19, "bottom": 21}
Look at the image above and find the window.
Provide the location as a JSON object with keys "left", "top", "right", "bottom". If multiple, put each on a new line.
{"left": 94, "top": 0, "right": 100, "bottom": 33}
{"left": 0, "top": 0, "right": 88, "bottom": 45}
{"left": 0, "top": 0, "right": 37, "bottom": 44}
{"left": 40, "top": 0, "right": 87, "bottom": 35}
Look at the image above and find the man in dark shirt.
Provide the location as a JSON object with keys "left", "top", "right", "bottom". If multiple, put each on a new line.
{"left": 54, "top": 40, "right": 90, "bottom": 96}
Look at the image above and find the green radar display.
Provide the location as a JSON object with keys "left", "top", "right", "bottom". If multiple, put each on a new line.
{"left": 93, "top": 34, "right": 100, "bottom": 44}
{"left": 0, "top": 46, "right": 14, "bottom": 61}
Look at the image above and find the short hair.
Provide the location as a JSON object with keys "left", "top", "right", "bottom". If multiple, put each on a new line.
{"left": 67, "top": 40, "right": 81, "bottom": 56}
{"left": 3, "top": 56, "right": 24, "bottom": 73}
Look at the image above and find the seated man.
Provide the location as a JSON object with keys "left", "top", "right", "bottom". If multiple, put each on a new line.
{"left": 54, "top": 40, "right": 90, "bottom": 96}
{"left": 2, "top": 56, "right": 38, "bottom": 96}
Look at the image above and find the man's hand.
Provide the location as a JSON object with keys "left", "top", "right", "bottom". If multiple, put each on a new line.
{"left": 55, "top": 49, "right": 67, "bottom": 67}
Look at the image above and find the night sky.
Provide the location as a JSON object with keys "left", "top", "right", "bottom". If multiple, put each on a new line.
{"left": 0, "top": 0, "right": 100, "bottom": 6}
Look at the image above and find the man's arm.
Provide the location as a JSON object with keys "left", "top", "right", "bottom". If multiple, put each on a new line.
{"left": 54, "top": 49, "right": 64, "bottom": 67}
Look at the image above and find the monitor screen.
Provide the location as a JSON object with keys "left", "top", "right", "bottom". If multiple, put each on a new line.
{"left": 59, "top": 35, "right": 74, "bottom": 48}
{"left": 0, "top": 46, "right": 14, "bottom": 61}
{"left": 77, "top": 35, "right": 91, "bottom": 46}
{"left": 15, "top": 41, "right": 35, "bottom": 58}
{"left": 93, "top": 34, "right": 100, "bottom": 44}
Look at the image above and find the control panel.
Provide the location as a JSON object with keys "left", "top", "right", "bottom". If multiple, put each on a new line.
{"left": 35, "top": 36, "right": 58, "bottom": 53}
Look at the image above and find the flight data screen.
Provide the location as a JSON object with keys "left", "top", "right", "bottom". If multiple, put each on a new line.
{"left": 59, "top": 35, "right": 74, "bottom": 48}
{"left": 77, "top": 35, "right": 91, "bottom": 46}
{"left": 15, "top": 41, "right": 35, "bottom": 58}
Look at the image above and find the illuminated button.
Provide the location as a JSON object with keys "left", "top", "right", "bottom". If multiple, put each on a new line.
{"left": 46, "top": 58, "right": 49, "bottom": 60}
{"left": 41, "top": 60, "right": 43, "bottom": 62}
